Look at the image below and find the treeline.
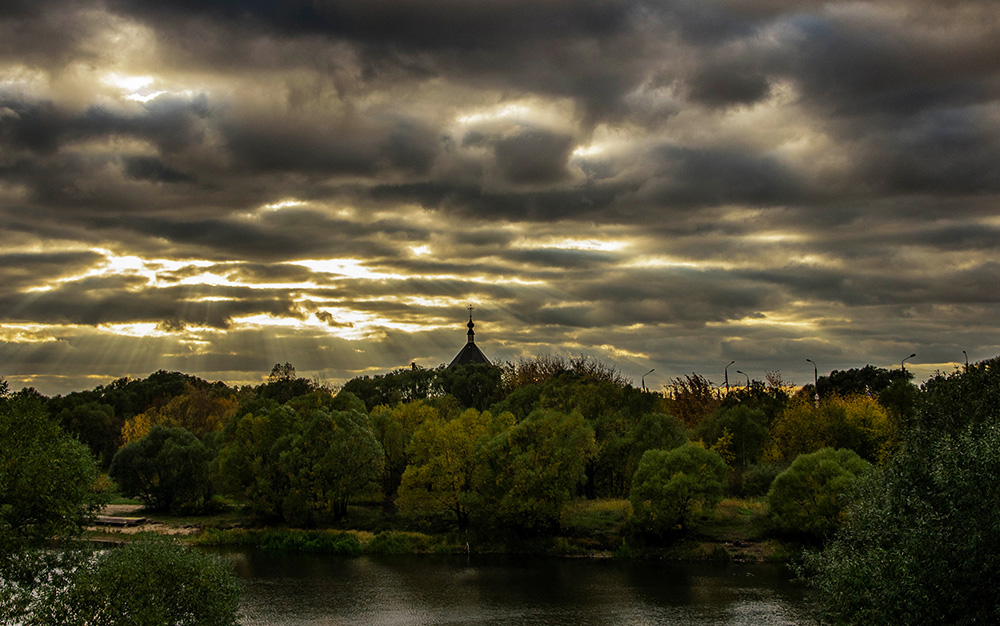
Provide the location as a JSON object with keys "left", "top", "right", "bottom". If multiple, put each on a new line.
{"left": 7, "top": 357, "right": 917, "bottom": 539}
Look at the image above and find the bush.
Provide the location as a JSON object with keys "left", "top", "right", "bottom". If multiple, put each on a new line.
{"left": 767, "top": 448, "right": 870, "bottom": 540}
{"left": 629, "top": 443, "right": 727, "bottom": 537}
{"left": 63, "top": 535, "right": 241, "bottom": 625}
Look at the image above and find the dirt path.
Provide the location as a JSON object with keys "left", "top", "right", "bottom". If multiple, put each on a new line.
{"left": 89, "top": 504, "right": 201, "bottom": 537}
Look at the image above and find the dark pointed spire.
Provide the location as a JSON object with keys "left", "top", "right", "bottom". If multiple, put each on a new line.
{"left": 449, "top": 306, "right": 490, "bottom": 367}
{"left": 467, "top": 305, "right": 475, "bottom": 344}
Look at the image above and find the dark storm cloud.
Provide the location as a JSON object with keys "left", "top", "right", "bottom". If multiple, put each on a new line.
{"left": 221, "top": 113, "right": 440, "bottom": 176}
{"left": 493, "top": 130, "right": 575, "bottom": 185}
{"left": 771, "top": 10, "right": 1000, "bottom": 118}
{"left": 123, "top": 156, "right": 196, "bottom": 184}
{"left": 641, "top": 146, "right": 807, "bottom": 208}
{"left": 0, "top": 251, "right": 103, "bottom": 290}
{"left": 0, "top": 276, "right": 298, "bottom": 328}
{"left": 108, "top": 0, "right": 637, "bottom": 52}
{"left": 0, "top": 94, "right": 211, "bottom": 155}
{"left": 3, "top": 0, "right": 1000, "bottom": 394}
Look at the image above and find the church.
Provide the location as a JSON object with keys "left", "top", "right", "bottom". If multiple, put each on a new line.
{"left": 448, "top": 309, "right": 491, "bottom": 367}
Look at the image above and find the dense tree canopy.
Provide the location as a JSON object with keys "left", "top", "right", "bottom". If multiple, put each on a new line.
{"left": 218, "top": 394, "right": 383, "bottom": 524}
{"left": 110, "top": 426, "right": 215, "bottom": 514}
{"left": 805, "top": 359, "right": 1000, "bottom": 625}
{"left": 398, "top": 408, "right": 515, "bottom": 529}
{"left": 473, "top": 408, "right": 596, "bottom": 536}
{"left": 0, "top": 396, "right": 105, "bottom": 556}
{"left": 371, "top": 400, "right": 440, "bottom": 510}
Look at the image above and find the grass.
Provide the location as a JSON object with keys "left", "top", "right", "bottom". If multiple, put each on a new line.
{"left": 560, "top": 499, "right": 631, "bottom": 549}
{"left": 91, "top": 494, "right": 792, "bottom": 561}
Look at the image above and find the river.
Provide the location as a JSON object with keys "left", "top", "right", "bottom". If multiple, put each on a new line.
{"left": 219, "top": 550, "right": 818, "bottom": 625}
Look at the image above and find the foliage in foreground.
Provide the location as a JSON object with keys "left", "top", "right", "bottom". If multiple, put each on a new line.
{"left": 16, "top": 536, "right": 242, "bottom": 626}
{"left": 805, "top": 424, "right": 1000, "bottom": 625}
{"left": 805, "top": 360, "right": 1000, "bottom": 625}
{"left": 0, "top": 396, "right": 105, "bottom": 555}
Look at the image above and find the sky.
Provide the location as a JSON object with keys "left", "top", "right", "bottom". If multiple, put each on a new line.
{"left": 2, "top": 0, "right": 999, "bottom": 396}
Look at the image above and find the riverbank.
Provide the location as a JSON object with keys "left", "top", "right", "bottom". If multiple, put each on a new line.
{"left": 85, "top": 498, "right": 798, "bottom": 562}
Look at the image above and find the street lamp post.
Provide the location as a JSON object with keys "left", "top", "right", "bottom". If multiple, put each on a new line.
{"left": 736, "top": 370, "right": 750, "bottom": 389}
{"left": 724, "top": 360, "right": 735, "bottom": 393}
{"left": 641, "top": 369, "right": 654, "bottom": 392}
{"left": 806, "top": 358, "right": 819, "bottom": 407}
{"left": 963, "top": 350, "right": 969, "bottom": 370}
{"left": 902, "top": 353, "right": 916, "bottom": 373}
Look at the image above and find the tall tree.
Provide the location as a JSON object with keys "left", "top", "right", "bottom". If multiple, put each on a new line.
{"left": 472, "top": 408, "right": 596, "bottom": 536}
{"left": 397, "top": 408, "right": 515, "bottom": 530}
{"left": 0, "top": 396, "right": 105, "bottom": 556}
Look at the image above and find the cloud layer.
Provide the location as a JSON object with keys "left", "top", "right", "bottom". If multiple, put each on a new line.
{"left": 2, "top": 0, "right": 999, "bottom": 393}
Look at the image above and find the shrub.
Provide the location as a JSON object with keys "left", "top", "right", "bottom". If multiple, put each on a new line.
{"left": 629, "top": 443, "right": 727, "bottom": 537}
{"left": 63, "top": 535, "right": 241, "bottom": 625}
{"left": 767, "top": 448, "right": 870, "bottom": 540}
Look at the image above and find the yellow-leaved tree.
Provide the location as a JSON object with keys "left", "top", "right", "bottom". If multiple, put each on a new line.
{"left": 765, "top": 394, "right": 896, "bottom": 464}
{"left": 397, "top": 408, "right": 515, "bottom": 530}
{"left": 121, "top": 384, "right": 238, "bottom": 445}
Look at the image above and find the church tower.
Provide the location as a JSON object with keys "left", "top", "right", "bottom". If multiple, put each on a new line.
{"left": 448, "top": 307, "right": 491, "bottom": 367}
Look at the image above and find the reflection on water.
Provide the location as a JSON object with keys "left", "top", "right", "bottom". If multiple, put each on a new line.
{"left": 216, "top": 549, "right": 817, "bottom": 626}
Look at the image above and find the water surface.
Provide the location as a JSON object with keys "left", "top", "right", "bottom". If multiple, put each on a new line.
{"left": 221, "top": 550, "right": 817, "bottom": 626}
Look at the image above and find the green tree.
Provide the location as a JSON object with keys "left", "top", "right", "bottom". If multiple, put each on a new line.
{"left": 218, "top": 402, "right": 383, "bottom": 524}
{"left": 121, "top": 383, "right": 238, "bottom": 445}
{"left": 217, "top": 404, "right": 298, "bottom": 522}
{"left": 916, "top": 356, "right": 1000, "bottom": 439}
{"left": 0, "top": 396, "right": 105, "bottom": 556}
{"left": 279, "top": 406, "right": 384, "bottom": 525}
{"left": 0, "top": 397, "right": 107, "bottom": 623}
{"left": 110, "top": 426, "right": 215, "bottom": 514}
{"left": 370, "top": 400, "right": 439, "bottom": 511}
{"left": 816, "top": 364, "right": 910, "bottom": 399}
{"left": 53, "top": 400, "right": 120, "bottom": 468}
{"left": 805, "top": 423, "right": 1000, "bottom": 625}
{"left": 767, "top": 447, "right": 870, "bottom": 540}
{"left": 438, "top": 363, "right": 503, "bottom": 411}
{"left": 804, "top": 359, "right": 1000, "bottom": 625}
{"left": 621, "top": 412, "right": 687, "bottom": 490}
{"left": 342, "top": 366, "right": 441, "bottom": 411}
{"left": 61, "top": 535, "right": 241, "bottom": 626}
{"left": 397, "top": 408, "right": 515, "bottom": 529}
{"left": 256, "top": 363, "right": 315, "bottom": 404}
{"left": 473, "top": 408, "right": 596, "bottom": 536}
{"left": 766, "top": 395, "right": 896, "bottom": 463}
{"left": 629, "top": 443, "right": 727, "bottom": 536}
{"left": 696, "top": 405, "right": 768, "bottom": 469}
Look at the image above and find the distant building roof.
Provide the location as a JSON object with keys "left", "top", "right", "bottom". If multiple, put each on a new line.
{"left": 448, "top": 311, "right": 491, "bottom": 367}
